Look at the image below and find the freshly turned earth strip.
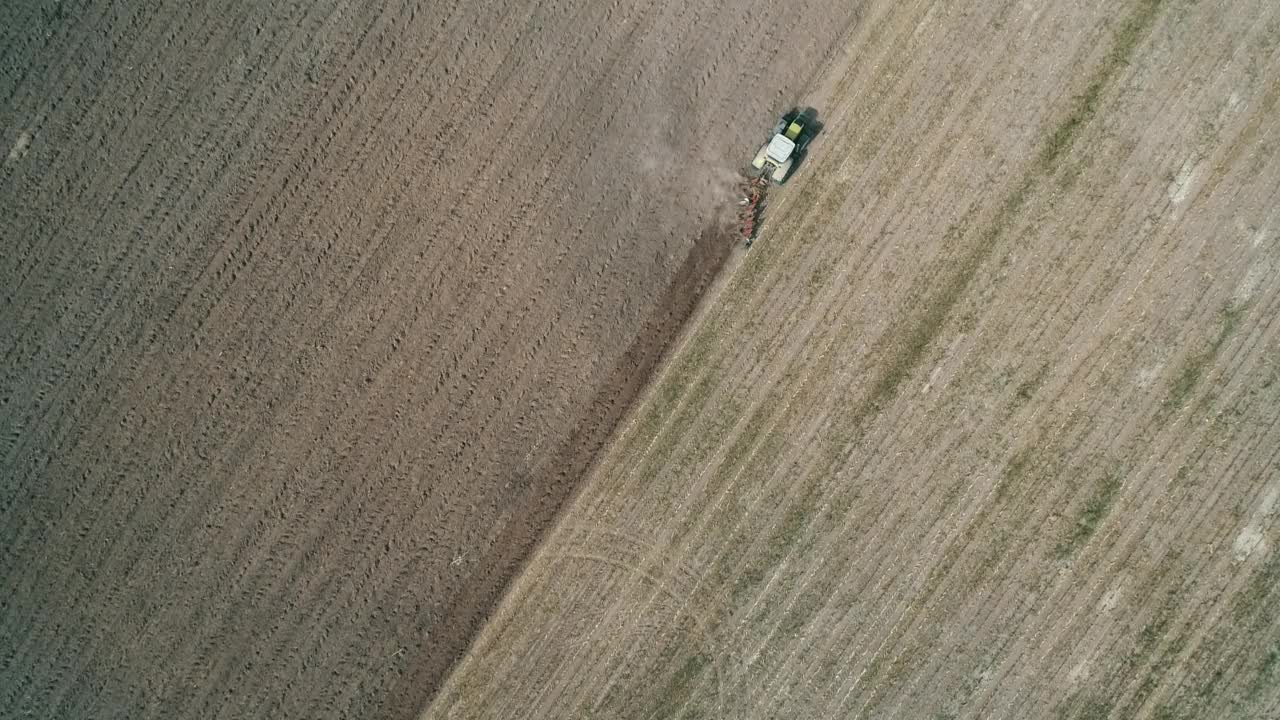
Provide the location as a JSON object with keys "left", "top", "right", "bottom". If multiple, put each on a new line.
{"left": 0, "top": 1, "right": 859, "bottom": 718}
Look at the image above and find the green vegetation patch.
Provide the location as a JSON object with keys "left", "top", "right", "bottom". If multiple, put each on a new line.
{"left": 1243, "top": 643, "right": 1280, "bottom": 704}
{"left": 1233, "top": 542, "right": 1280, "bottom": 623}
{"left": 1161, "top": 301, "right": 1246, "bottom": 414}
{"left": 648, "top": 652, "right": 712, "bottom": 719}
{"left": 717, "top": 480, "right": 820, "bottom": 602}
{"left": 1037, "top": 0, "right": 1167, "bottom": 174}
{"left": 1013, "top": 363, "right": 1049, "bottom": 404}
{"left": 1055, "top": 466, "right": 1125, "bottom": 558}
{"left": 854, "top": 0, "right": 1168, "bottom": 431}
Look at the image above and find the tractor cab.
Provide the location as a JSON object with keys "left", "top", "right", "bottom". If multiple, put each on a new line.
{"left": 782, "top": 118, "right": 804, "bottom": 142}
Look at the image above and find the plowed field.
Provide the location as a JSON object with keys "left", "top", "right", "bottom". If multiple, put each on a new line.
{"left": 0, "top": 1, "right": 860, "bottom": 718}
{"left": 427, "top": 1, "right": 1280, "bottom": 718}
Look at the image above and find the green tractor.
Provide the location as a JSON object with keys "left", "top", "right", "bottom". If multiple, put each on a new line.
{"left": 751, "top": 109, "right": 815, "bottom": 183}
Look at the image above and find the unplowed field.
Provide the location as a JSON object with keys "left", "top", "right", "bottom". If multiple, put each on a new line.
{"left": 0, "top": 1, "right": 860, "bottom": 718}
{"left": 427, "top": 1, "right": 1280, "bottom": 718}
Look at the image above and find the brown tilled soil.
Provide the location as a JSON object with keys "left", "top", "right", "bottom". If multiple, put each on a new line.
{"left": 0, "top": 1, "right": 858, "bottom": 718}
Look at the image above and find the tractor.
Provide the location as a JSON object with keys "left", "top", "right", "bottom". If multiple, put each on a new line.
{"left": 751, "top": 109, "right": 815, "bottom": 184}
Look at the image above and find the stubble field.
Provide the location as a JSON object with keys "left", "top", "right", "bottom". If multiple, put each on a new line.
{"left": 0, "top": 1, "right": 859, "bottom": 718}
{"left": 426, "top": 1, "right": 1280, "bottom": 718}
